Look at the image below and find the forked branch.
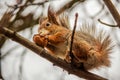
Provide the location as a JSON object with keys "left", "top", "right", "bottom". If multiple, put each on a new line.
{"left": 103, "top": 0, "right": 120, "bottom": 28}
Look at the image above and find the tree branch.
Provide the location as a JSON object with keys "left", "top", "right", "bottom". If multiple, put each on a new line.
{"left": 0, "top": 26, "right": 107, "bottom": 80}
{"left": 7, "top": 0, "right": 49, "bottom": 9}
{"left": 56, "top": 0, "right": 85, "bottom": 15}
{"left": 98, "top": 19, "right": 118, "bottom": 27}
{"left": 103, "top": 0, "right": 120, "bottom": 28}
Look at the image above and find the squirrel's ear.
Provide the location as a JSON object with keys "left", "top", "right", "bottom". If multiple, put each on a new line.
{"left": 48, "top": 6, "right": 59, "bottom": 25}
{"left": 39, "top": 17, "right": 47, "bottom": 24}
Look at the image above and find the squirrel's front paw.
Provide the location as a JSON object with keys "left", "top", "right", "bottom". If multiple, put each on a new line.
{"left": 33, "top": 34, "right": 48, "bottom": 47}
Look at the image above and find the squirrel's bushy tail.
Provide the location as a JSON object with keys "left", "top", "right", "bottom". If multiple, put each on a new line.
{"left": 78, "top": 24, "right": 113, "bottom": 69}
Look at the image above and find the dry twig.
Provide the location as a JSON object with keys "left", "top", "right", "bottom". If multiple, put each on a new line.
{"left": 69, "top": 13, "right": 78, "bottom": 59}
{"left": 56, "top": 0, "right": 85, "bottom": 15}
{"left": 103, "top": 0, "right": 120, "bottom": 28}
{"left": 6, "top": 0, "right": 49, "bottom": 9}
{"left": 98, "top": 19, "right": 118, "bottom": 27}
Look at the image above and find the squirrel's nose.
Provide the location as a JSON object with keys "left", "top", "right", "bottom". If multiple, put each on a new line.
{"left": 38, "top": 28, "right": 49, "bottom": 36}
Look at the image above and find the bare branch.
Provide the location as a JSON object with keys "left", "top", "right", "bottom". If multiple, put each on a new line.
{"left": 98, "top": 19, "right": 118, "bottom": 27}
{"left": 6, "top": 0, "right": 49, "bottom": 9}
{"left": 0, "top": 26, "right": 107, "bottom": 80}
{"left": 0, "top": 0, "right": 40, "bottom": 48}
{"left": 69, "top": 13, "right": 78, "bottom": 60}
{"left": 56, "top": 0, "right": 85, "bottom": 15}
{"left": 103, "top": 0, "right": 120, "bottom": 28}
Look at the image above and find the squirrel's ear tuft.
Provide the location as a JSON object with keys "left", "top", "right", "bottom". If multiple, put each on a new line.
{"left": 48, "top": 6, "right": 59, "bottom": 25}
{"left": 39, "top": 17, "right": 47, "bottom": 24}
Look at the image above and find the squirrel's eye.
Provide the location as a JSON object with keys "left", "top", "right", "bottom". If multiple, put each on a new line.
{"left": 45, "top": 22, "right": 51, "bottom": 27}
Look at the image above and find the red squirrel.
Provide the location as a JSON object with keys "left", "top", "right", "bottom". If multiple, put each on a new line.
{"left": 33, "top": 7, "right": 113, "bottom": 70}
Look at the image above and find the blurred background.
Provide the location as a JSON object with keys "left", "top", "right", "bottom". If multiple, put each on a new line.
{"left": 0, "top": 0, "right": 120, "bottom": 80}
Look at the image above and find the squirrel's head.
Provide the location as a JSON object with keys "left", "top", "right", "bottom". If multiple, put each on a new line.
{"left": 38, "top": 7, "right": 59, "bottom": 36}
{"left": 38, "top": 7, "right": 70, "bottom": 36}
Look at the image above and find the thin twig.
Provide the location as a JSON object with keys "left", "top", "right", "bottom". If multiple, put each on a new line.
{"left": 0, "top": 0, "right": 40, "bottom": 48}
{"left": 0, "top": 26, "right": 107, "bottom": 80}
{"left": 98, "top": 19, "right": 118, "bottom": 27}
{"left": 56, "top": 0, "right": 85, "bottom": 15}
{"left": 6, "top": 0, "right": 49, "bottom": 9}
{"left": 103, "top": 0, "right": 120, "bottom": 28}
{"left": 69, "top": 13, "right": 78, "bottom": 58}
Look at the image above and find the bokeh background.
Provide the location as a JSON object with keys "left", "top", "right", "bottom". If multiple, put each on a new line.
{"left": 0, "top": 0, "right": 120, "bottom": 80}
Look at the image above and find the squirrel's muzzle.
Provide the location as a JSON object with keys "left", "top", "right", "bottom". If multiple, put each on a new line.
{"left": 38, "top": 28, "right": 49, "bottom": 36}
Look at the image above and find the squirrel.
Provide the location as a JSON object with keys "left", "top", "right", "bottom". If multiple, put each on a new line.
{"left": 33, "top": 7, "right": 113, "bottom": 70}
